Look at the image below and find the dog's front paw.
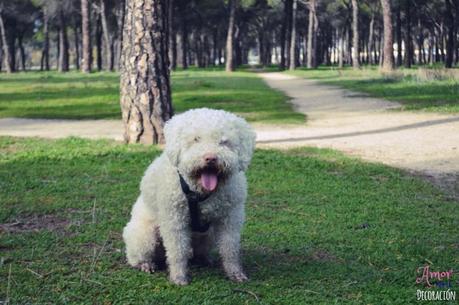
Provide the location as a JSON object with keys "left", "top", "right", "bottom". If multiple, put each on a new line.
{"left": 170, "top": 274, "right": 190, "bottom": 286}
{"left": 228, "top": 271, "right": 248, "bottom": 282}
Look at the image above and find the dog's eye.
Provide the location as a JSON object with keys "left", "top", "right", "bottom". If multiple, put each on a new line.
{"left": 194, "top": 136, "right": 200, "bottom": 143}
{"left": 219, "top": 139, "right": 231, "bottom": 147}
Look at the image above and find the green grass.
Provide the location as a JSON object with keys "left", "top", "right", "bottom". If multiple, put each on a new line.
{"left": 1, "top": 136, "right": 458, "bottom": 304}
{"left": 0, "top": 69, "right": 305, "bottom": 124}
{"left": 288, "top": 66, "right": 459, "bottom": 113}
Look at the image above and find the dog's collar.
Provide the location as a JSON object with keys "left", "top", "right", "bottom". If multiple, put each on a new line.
{"left": 178, "top": 172, "right": 211, "bottom": 233}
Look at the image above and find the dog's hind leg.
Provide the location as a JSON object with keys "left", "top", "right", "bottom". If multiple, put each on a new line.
{"left": 123, "top": 196, "right": 159, "bottom": 273}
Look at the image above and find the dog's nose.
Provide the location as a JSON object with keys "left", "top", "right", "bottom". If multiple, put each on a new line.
{"left": 204, "top": 153, "right": 217, "bottom": 164}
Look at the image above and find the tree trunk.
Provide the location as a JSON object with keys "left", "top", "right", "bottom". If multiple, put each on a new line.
{"left": 96, "top": 17, "right": 102, "bottom": 71}
{"left": 338, "top": 28, "right": 344, "bottom": 68}
{"left": 455, "top": 1, "right": 459, "bottom": 64}
{"left": 284, "top": 0, "right": 293, "bottom": 69}
{"left": 417, "top": 18, "right": 424, "bottom": 64}
{"left": 120, "top": 0, "right": 173, "bottom": 144}
{"left": 306, "top": 0, "right": 316, "bottom": 68}
{"left": 41, "top": 7, "right": 50, "bottom": 71}
{"left": 396, "top": 5, "right": 402, "bottom": 66}
{"left": 289, "top": 0, "right": 298, "bottom": 70}
{"left": 234, "top": 27, "right": 242, "bottom": 66}
{"left": 74, "top": 21, "right": 80, "bottom": 70}
{"left": 176, "top": 7, "right": 188, "bottom": 69}
{"left": 368, "top": 13, "right": 375, "bottom": 65}
{"left": 428, "top": 30, "right": 434, "bottom": 65}
{"left": 58, "top": 12, "right": 70, "bottom": 72}
{"left": 225, "top": 0, "right": 237, "bottom": 72}
{"left": 18, "top": 35, "right": 26, "bottom": 71}
{"left": 168, "top": 0, "right": 176, "bottom": 69}
{"left": 258, "top": 31, "right": 265, "bottom": 65}
{"left": 380, "top": 0, "right": 394, "bottom": 71}
{"left": 404, "top": 0, "right": 412, "bottom": 68}
{"left": 100, "top": 0, "right": 114, "bottom": 71}
{"left": 212, "top": 29, "right": 218, "bottom": 65}
{"left": 346, "top": 27, "right": 352, "bottom": 64}
{"left": 351, "top": 0, "right": 360, "bottom": 69}
{"left": 115, "top": 0, "right": 126, "bottom": 70}
{"left": 179, "top": 19, "right": 188, "bottom": 69}
{"left": 280, "top": 0, "right": 288, "bottom": 69}
{"left": 0, "top": 11, "right": 12, "bottom": 73}
{"left": 445, "top": 0, "right": 454, "bottom": 68}
{"left": 81, "top": 0, "right": 92, "bottom": 72}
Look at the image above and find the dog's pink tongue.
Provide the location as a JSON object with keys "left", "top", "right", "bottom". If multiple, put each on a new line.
{"left": 201, "top": 173, "right": 218, "bottom": 191}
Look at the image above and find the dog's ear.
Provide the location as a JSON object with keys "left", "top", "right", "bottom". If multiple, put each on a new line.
{"left": 164, "top": 116, "right": 181, "bottom": 167}
{"left": 234, "top": 117, "right": 256, "bottom": 172}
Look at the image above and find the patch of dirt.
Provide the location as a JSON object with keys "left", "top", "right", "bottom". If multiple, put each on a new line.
{"left": 0, "top": 214, "right": 70, "bottom": 234}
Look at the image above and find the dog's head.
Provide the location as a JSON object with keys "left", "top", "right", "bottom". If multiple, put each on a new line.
{"left": 164, "top": 108, "right": 256, "bottom": 194}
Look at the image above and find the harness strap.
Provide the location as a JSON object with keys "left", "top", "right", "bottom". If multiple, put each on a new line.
{"left": 178, "top": 172, "right": 211, "bottom": 233}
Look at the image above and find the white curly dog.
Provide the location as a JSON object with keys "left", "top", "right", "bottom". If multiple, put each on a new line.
{"left": 123, "top": 108, "right": 256, "bottom": 285}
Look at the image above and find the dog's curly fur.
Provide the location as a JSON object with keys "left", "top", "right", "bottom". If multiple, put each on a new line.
{"left": 122, "top": 108, "right": 256, "bottom": 285}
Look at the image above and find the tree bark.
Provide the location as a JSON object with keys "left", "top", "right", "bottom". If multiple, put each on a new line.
{"left": 417, "top": 18, "right": 424, "bottom": 64}
{"left": 41, "top": 6, "right": 50, "bottom": 71}
{"left": 120, "top": 0, "right": 173, "bottom": 144}
{"left": 96, "top": 16, "right": 102, "bottom": 71}
{"left": 115, "top": 0, "right": 125, "bottom": 70}
{"left": 404, "top": 0, "right": 412, "bottom": 68}
{"left": 280, "top": 0, "right": 288, "bottom": 69}
{"left": 180, "top": 28, "right": 188, "bottom": 69}
{"left": 18, "top": 35, "right": 26, "bottom": 71}
{"left": 338, "top": 28, "right": 344, "bottom": 68}
{"left": 306, "top": 0, "right": 317, "bottom": 68}
{"left": 74, "top": 21, "right": 80, "bottom": 70}
{"left": 455, "top": 0, "right": 459, "bottom": 64}
{"left": 0, "top": 11, "right": 12, "bottom": 73}
{"left": 81, "top": 0, "right": 92, "bottom": 72}
{"left": 284, "top": 0, "right": 293, "bottom": 69}
{"left": 168, "top": 0, "right": 176, "bottom": 69}
{"left": 445, "top": 0, "right": 454, "bottom": 68}
{"left": 380, "top": 0, "right": 394, "bottom": 71}
{"left": 395, "top": 4, "right": 402, "bottom": 66}
{"left": 289, "top": 0, "right": 298, "bottom": 70}
{"left": 351, "top": 0, "right": 360, "bottom": 69}
{"left": 368, "top": 13, "right": 375, "bottom": 65}
{"left": 58, "top": 11, "right": 69, "bottom": 72}
{"left": 100, "top": 0, "right": 114, "bottom": 71}
{"left": 225, "top": 0, "right": 237, "bottom": 72}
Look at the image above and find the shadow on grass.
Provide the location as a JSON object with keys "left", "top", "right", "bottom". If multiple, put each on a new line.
{"left": 0, "top": 102, "right": 121, "bottom": 119}
{"left": 0, "top": 86, "right": 118, "bottom": 103}
{"left": 0, "top": 73, "right": 120, "bottom": 84}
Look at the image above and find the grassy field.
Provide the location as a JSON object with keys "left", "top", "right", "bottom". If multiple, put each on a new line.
{"left": 0, "top": 69, "right": 304, "bottom": 124}
{"left": 1, "top": 136, "right": 457, "bottom": 304}
{"left": 288, "top": 66, "right": 459, "bottom": 113}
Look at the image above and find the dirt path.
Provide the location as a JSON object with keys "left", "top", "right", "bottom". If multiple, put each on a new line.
{"left": 0, "top": 72, "right": 458, "bottom": 193}
{"left": 257, "top": 73, "right": 459, "bottom": 175}
{"left": 257, "top": 73, "right": 459, "bottom": 196}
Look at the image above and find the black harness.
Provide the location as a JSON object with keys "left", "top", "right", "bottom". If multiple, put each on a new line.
{"left": 178, "top": 172, "right": 211, "bottom": 233}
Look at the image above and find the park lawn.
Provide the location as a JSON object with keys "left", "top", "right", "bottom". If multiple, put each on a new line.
{"left": 0, "top": 69, "right": 304, "bottom": 124}
{"left": 288, "top": 67, "right": 459, "bottom": 113}
{"left": 1, "top": 136, "right": 458, "bottom": 304}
